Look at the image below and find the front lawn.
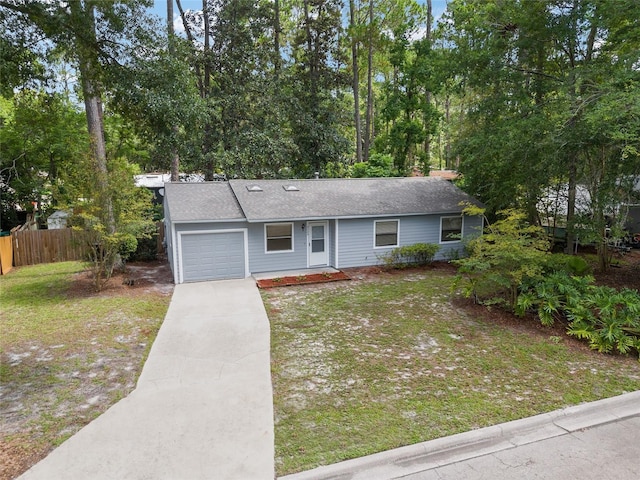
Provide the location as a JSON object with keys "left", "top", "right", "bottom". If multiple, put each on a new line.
{"left": 0, "top": 261, "right": 172, "bottom": 480}
{"left": 264, "top": 268, "right": 640, "bottom": 476}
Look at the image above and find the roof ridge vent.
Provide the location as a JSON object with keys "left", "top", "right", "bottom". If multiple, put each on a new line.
{"left": 247, "top": 185, "right": 263, "bottom": 192}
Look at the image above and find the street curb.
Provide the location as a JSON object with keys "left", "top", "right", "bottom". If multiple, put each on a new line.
{"left": 279, "top": 390, "right": 640, "bottom": 480}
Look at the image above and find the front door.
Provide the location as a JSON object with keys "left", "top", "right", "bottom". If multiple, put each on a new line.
{"left": 308, "top": 221, "right": 329, "bottom": 266}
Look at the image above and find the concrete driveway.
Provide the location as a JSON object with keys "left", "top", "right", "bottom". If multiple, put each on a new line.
{"left": 19, "top": 279, "right": 274, "bottom": 480}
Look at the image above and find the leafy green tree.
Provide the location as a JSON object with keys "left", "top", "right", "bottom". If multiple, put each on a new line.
{"left": 453, "top": 208, "right": 550, "bottom": 310}
{"left": 286, "top": 0, "right": 351, "bottom": 177}
{"left": 350, "top": 153, "right": 397, "bottom": 177}
{"left": 377, "top": 30, "right": 440, "bottom": 173}
{"left": 62, "top": 153, "right": 154, "bottom": 291}
{"left": 107, "top": 42, "right": 206, "bottom": 176}
{"left": 438, "top": 0, "right": 640, "bottom": 271}
{"left": 0, "top": 0, "right": 161, "bottom": 234}
{"left": 437, "top": 0, "right": 559, "bottom": 219}
{"left": 0, "top": 91, "right": 87, "bottom": 230}
{"left": 175, "top": 0, "right": 298, "bottom": 179}
{"left": 0, "top": 36, "right": 46, "bottom": 96}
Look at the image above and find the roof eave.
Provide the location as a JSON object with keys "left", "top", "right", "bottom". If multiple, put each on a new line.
{"left": 244, "top": 210, "right": 473, "bottom": 223}
{"left": 169, "top": 218, "right": 247, "bottom": 224}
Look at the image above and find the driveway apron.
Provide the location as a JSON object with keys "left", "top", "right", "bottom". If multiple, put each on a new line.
{"left": 19, "top": 279, "right": 275, "bottom": 480}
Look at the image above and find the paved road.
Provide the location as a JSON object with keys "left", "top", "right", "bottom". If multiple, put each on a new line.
{"left": 19, "top": 279, "right": 275, "bottom": 480}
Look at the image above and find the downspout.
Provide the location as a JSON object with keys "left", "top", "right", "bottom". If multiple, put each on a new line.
{"left": 335, "top": 219, "right": 340, "bottom": 268}
{"left": 172, "top": 223, "right": 179, "bottom": 284}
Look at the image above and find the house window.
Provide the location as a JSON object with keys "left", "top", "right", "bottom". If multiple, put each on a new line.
{"left": 265, "top": 223, "right": 293, "bottom": 252}
{"left": 441, "top": 216, "right": 463, "bottom": 243}
{"left": 374, "top": 220, "right": 399, "bottom": 248}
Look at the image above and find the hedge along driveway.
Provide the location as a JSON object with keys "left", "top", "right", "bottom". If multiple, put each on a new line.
{"left": 263, "top": 268, "right": 640, "bottom": 476}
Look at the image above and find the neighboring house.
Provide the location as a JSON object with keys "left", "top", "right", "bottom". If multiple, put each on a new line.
{"left": 163, "top": 177, "right": 484, "bottom": 283}
{"left": 134, "top": 173, "right": 172, "bottom": 205}
{"left": 538, "top": 179, "right": 640, "bottom": 241}
{"left": 47, "top": 210, "right": 70, "bottom": 229}
{"left": 134, "top": 172, "right": 214, "bottom": 205}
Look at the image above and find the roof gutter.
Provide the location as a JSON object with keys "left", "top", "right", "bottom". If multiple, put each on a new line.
{"left": 169, "top": 218, "right": 247, "bottom": 224}
{"left": 244, "top": 210, "right": 470, "bottom": 223}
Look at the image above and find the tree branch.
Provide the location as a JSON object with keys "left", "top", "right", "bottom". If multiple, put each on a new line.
{"left": 504, "top": 64, "right": 562, "bottom": 82}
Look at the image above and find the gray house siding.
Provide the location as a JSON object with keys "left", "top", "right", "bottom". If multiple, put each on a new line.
{"left": 336, "top": 214, "right": 483, "bottom": 268}
{"left": 247, "top": 219, "right": 339, "bottom": 273}
{"left": 438, "top": 214, "right": 483, "bottom": 259}
{"left": 329, "top": 220, "right": 337, "bottom": 268}
{"left": 338, "top": 217, "right": 390, "bottom": 268}
{"left": 247, "top": 221, "right": 307, "bottom": 273}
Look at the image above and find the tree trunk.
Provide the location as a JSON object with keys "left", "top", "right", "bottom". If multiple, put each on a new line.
{"left": 203, "top": 0, "right": 211, "bottom": 97}
{"left": 168, "top": 0, "right": 180, "bottom": 182}
{"left": 423, "top": 0, "right": 433, "bottom": 169}
{"left": 74, "top": 1, "right": 115, "bottom": 235}
{"left": 303, "top": 0, "right": 317, "bottom": 98}
{"left": 274, "top": 0, "right": 281, "bottom": 75}
{"left": 176, "top": 0, "right": 203, "bottom": 95}
{"left": 167, "top": 0, "right": 174, "bottom": 38}
{"left": 350, "top": 0, "right": 362, "bottom": 164}
{"left": 444, "top": 93, "right": 451, "bottom": 169}
{"left": 202, "top": 0, "right": 215, "bottom": 181}
{"left": 363, "top": 0, "right": 374, "bottom": 162}
{"left": 565, "top": 155, "right": 577, "bottom": 253}
{"left": 170, "top": 126, "right": 180, "bottom": 182}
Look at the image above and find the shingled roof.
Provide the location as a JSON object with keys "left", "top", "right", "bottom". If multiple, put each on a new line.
{"left": 164, "top": 182, "right": 244, "bottom": 222}
{"left": 165, "top": 177, "right": 481, "bottom": 223}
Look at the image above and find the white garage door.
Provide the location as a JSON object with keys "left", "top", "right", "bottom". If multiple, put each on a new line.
{"left": 181, "top": 231, "right": 246, "bottom": 282}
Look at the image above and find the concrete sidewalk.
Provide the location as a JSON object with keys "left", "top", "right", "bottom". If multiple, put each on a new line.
{"left": 19, "top": 279, "right": 274, "bottom": 480}
{"left": 281, "top": 390, "right": 640, "bottom": 480}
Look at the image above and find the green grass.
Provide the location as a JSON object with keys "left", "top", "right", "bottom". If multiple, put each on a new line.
{"left": 264, "top": 270, "right": 640, "bottom": 476}
{"left": 0, "top": 261, "right": 171, "bottom": 477}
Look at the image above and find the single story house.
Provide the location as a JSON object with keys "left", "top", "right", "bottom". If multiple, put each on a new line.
{"left": 163, "top": 177, "right": 483, "bottom": 283}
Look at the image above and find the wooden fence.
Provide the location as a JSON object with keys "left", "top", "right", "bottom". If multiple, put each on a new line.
{"left": 0, "top": 222, "right": 165, "bottom": 273}
{"left": 11, "top": 229, "right": 87, "bottom": 267}
{"left": 0, "top": 236, "right": 13, "bottom": 274}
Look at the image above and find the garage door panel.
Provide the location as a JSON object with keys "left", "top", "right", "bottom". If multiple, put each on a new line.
{"left": 181, "top": 231, "right": 245, "bottom": 282}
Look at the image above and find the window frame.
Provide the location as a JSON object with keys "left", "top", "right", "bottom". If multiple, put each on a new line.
{"left": 265, "top": 222, "right": 294, "bottom": 253}
{"left": 440, "top": 215, "right": 464, "bottom": 243}
{"left": 373, "top": 219, "right": 400, "bottom": 249}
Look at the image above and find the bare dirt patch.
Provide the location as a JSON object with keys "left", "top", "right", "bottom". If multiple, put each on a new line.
{"left": 593, "top": 249, "right": 640, "bottom": 290}
{"left": 66, "top": 260, "right": 175, "bottom": 298}
{"left": 0, "top": 261, "right": 173, "bottom": 480}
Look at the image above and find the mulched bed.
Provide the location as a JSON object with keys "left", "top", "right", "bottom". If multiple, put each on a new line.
{"left": 256, "top": 271, "right": 351, "bottom": 288}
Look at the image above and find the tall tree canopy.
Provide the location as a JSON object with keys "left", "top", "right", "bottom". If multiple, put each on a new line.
{"left": 0, "top": 0, "right": 162, "bottom": 232}
{"left": 2, "top": 0, "right": 638, "bottom": 273}
{"left": 438, "top": 0, "right": 640, "bottom": 265}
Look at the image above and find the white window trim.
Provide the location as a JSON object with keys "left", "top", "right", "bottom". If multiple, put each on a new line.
{"left": 440, "top": 215, "right": 464, "bottom": 244}
{"left": 264, "top": 222, "right": 295, "bottom": 254}
{"left": 373, "top": 219, "right": 400, "bottom": 249}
